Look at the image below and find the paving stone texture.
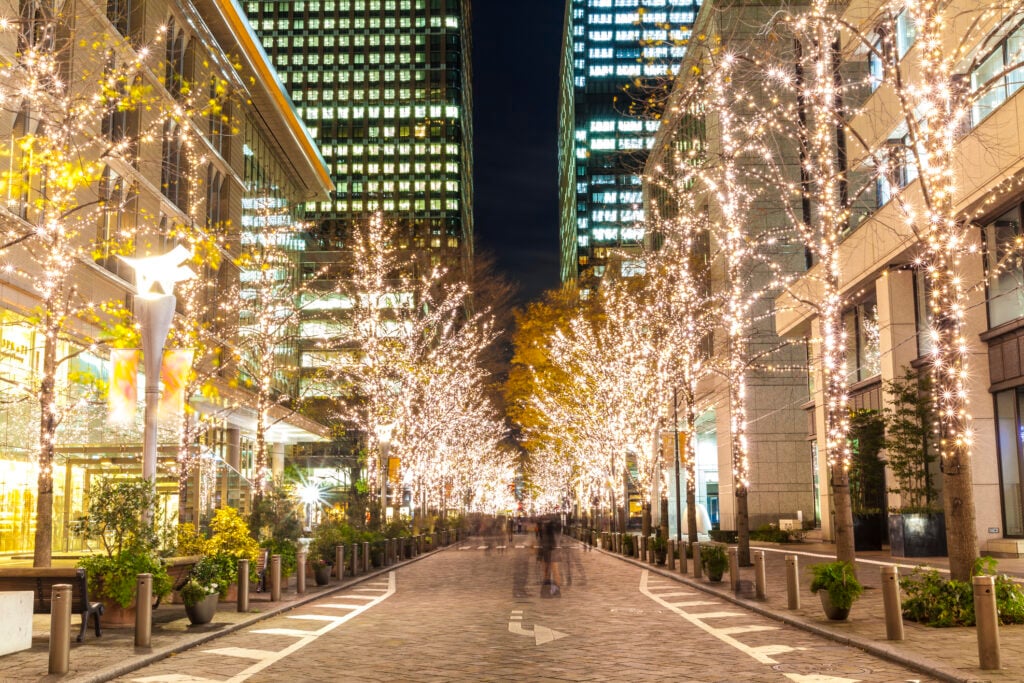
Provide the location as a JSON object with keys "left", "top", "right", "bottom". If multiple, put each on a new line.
{"left": 2, "top": 534, "right": 1024, "bottom": 682}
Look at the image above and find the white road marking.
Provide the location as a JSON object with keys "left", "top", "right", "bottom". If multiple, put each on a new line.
{"left": 288, "top": 614, "right": 346, "bottom": 623}
{"left": 335, "top": 594, "right": 376, "bottom": 600}
{"left": 687, "top": 611, "right": 745, "bottom": 619}
{"left": 131, "top": 676, "right": 219, "bottom": 682}
{"left": 142, "top": 572, "right": 398, "bottom": 683}
{"left": 640, "top": 571, "right": 797, "bottom": 666}
{"left": 251, "top": 628, "right": 319, "bottom": 637}
{"left": 652, "top": 591, "right": 697, "bottom": 598}
{"left": 718, "top": 625, "right": 780, "bottom": 635}
{"left": 668, "top": 601, "right": 718, "bottom": 608}
{"left": 203, "top": 647, "right": 274, "bottom": 660}
{"left": 507, "top": 613, "right": 569, "bottom": 646}
{"left": 785, "top": 675, "right": 861, "bottom": 683}
{"left": 318, "top": 603, "right": 365, "bottom": 610}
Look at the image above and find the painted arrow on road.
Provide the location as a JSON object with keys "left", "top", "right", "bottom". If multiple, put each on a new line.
{"left": 507, "top": 610, "right": 568, "bottom": 645}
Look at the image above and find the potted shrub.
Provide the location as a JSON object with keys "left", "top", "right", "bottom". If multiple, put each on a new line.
{"left": 810, "top": 560, "right": 863, "bottom": 620}
{"left": 309, "top": 520, "right": 347, "bottom": 584}
{"left": 650, "top": 533, "right": 668, "bottom": 565}
{"left": 700, "top": 543, "right": 729, "bottom": 582}
{"left": 181, "top": 553, "right": 235, "bottom": 625}
{"left": 77, "top": 478, "right": 172, "bottom": 626}
{"left": 848, "top": 409, "right": 887, "bottom": 551}
{"left": 206, "top": 507, "right": 261, "bottom": 592}
{"left": 883, "top": 369, "right": 946, "bottom": 557}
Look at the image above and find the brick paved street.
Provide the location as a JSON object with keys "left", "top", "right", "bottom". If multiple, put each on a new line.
{"left": 105, "top": 536, "right": 937, "bottom": 683}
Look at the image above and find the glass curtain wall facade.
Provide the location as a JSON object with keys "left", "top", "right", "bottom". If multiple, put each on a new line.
{"left": 242, "top": 0, "right": 474, "bottom": 278}
{"left": 558, "top": 0, "right": 698, "bottom": 285}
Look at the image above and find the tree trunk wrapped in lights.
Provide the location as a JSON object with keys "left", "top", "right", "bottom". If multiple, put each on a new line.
{"left": 0, "top": 12, "right": 227, "bottom": 565}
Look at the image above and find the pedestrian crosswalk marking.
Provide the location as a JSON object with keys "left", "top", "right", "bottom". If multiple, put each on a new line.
{"left": 203, "top": 647, "right": 274, "bottom": 660}
{"left": 668, "top": 600, "right": 717, "bottom": 608}
{"left": 318, "top": 603, "right": 364, "bottom": 610}
{"left": 336, "top": 594, "right": 376, "bottom": 600}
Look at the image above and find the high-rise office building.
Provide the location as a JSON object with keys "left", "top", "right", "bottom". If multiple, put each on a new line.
{"left": 242, "top": 0, "right": 473, "bottom": 277}
{"left": 559, "top": 0, "right": 699, "bottom": 285}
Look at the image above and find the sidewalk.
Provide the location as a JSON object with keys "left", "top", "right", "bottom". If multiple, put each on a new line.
{"left": 607, "top": 538, "right": 1024, "bottom": 683}
{"left": 0, "top": 553, "right": 432, "bottom": 683}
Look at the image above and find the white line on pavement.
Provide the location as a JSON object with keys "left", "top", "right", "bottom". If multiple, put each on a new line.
{"left": 639, "top": 571, "right": 797, "bottom": 666}
{"left": 194, "top": 572, "right": 396, "bottom": 683}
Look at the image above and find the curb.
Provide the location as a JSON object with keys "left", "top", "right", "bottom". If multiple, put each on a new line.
{"left": 596, "top": 546, "right": 983, "bottom": 683}
{"left": 73, "top": 545, "right": 444, "bottom": 683}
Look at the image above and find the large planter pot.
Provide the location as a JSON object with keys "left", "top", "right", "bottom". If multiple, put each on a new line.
{"left": 314, "top": 565, "right": 332, "bottom": 586}
{"left": 853, "top": 512, "right": 886, "bottom": 551}
{"left": 818, "top": 591, "right": 850, "bottom": 621}
{"left": 184, "top": 593, "right": 219, "bottom": 625}
{"left": 889, "top": 512, "right": 947, "bottom": 557}
{"left": 100, "top": 598, "right": 137, "bottom": 628}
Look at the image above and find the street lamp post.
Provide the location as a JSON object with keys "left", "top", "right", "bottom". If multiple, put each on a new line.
{"left": 119, "top": 246, "right": 195, "bottom": 515}
{"left": 374, "top": 422, "right": 394, "bottom": 524}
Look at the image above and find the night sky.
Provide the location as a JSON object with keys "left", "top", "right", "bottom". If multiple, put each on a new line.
{"left": 472, "top": 2, "right": 566, "bottom": 306}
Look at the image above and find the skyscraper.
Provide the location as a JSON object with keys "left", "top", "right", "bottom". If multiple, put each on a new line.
{"left": 559, "top": 0, "right": 698, "bottom": 285}
{"left": 242, "top": 0, "right": 473, "bottom": 276}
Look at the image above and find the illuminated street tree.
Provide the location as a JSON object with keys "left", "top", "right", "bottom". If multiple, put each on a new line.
{"left": 0, "top": 10, "right": 223, "bottom": 565}
{"left": 861, "top": 0, "right": 1024, "bottom": 579}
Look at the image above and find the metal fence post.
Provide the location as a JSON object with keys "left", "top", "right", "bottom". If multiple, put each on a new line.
{"left": 974, "top": 575, "right": 1001, "bottom": 670}
{"left": 135, "top": 573, "right": 152, "bottom": 648}
{"left": 754, "top": 550, "right": 766, "bottom": 600}
{"left": 270, "top": 554, "right": 282, "bottom": 602}
{"left": 881, "top": 565, "right": 904, "bottom": 641}
{"left": 237, "top": 558, "right": 249, "bottom": 612}
{"left": 785, "top": 554, "right": 800, "bottom": 610}
{"left": 48, "top": 584, "right": 71, "bottom": 675}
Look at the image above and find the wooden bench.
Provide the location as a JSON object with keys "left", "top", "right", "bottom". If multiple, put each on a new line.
{"left": 159, "top": 555, "right": 203, "bottom": 607}
{"left": 254, "top": 549, "right": 269, "bottom": 592}
{"left": 0, "top": 567, "right": 103, "bottom": 642}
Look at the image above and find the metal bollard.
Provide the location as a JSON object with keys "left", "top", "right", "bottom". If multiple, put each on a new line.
{"left": 693, "top": 542, "right": 703, "bottom": 579}
{"left": 48, "top": 584, "right": 71, "bottom": 675}
{"left": 336, "top": 545, "right": 345, "bottom": 580}
{"left": 881, "top": 565, "right": 904, "bottom": 641}
{"left": 363, "top": 541, "right": 370, "bottom": 572}
{"left": 352, "top": 543, "right": 360, "bottom": 576}
{"left": 135, "top": 573, "right": 152, "bottom": 648}
{"left": 754, "top": 550, "right": 766, "bottom": 600}
{"left": 785, "top": 554, "right": 800, "bottom": 610}
{"left": 728, "top": 547, "right": 739, "bottom": 592}
{"left": 296, "top": 550, "right": 307, "bottom": 594}
{"left": 974, "top": 575, "right": 1001, "bottom": 670}
{"left": 237, "top": 558, "right": 250, "bottom": 612}
{"left": 270, "top": 554, "right": 282, "bottom": 602}
{"left": 667, "top": 540, "right": 676, "bottom": 570}
{"left": 679, "top": 541, "right": 688, "bottom": 575}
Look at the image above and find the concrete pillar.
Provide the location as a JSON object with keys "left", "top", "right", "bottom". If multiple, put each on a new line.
{"left": 270, "top": 443, "right": 286, "bottom": 482}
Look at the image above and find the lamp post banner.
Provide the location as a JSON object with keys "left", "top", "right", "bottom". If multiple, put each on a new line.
{"left": 108, "top": 349, "right": 140, "bottom": 424}
{"left": 159, "top": 349, "right": 194, "bottom": 419}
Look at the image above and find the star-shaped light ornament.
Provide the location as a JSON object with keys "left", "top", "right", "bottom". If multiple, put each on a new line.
{"left": 118, "top": 245, "right": 196, "bottom": 298}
